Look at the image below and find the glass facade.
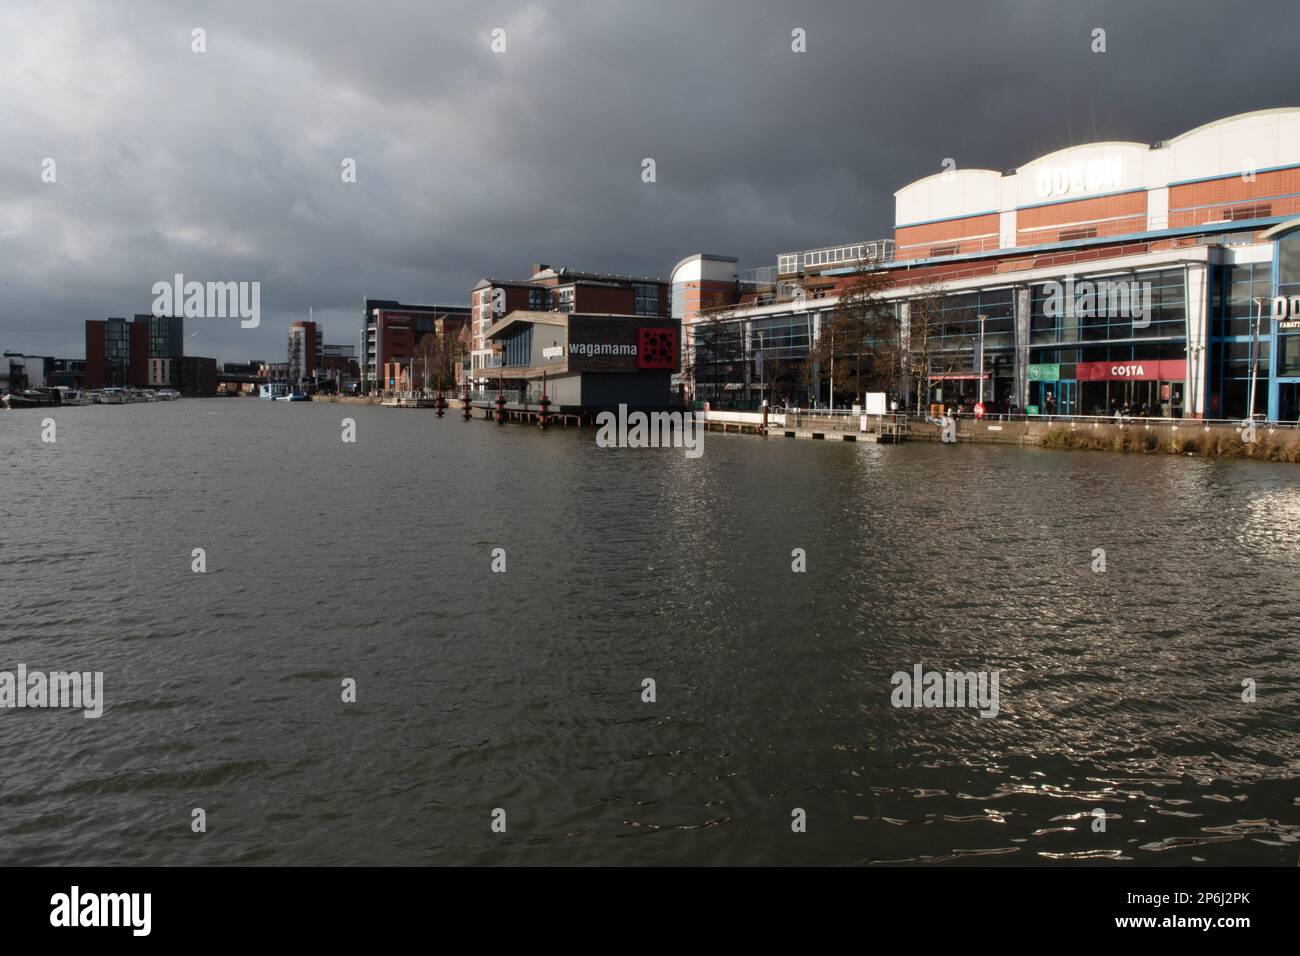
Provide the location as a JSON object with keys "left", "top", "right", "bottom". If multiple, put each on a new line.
{"left": 1275, "top": 235, "right": 1300, "bottom": 420}
{"left": 924, "top": 287, "right": 1015, "bottom": 408}
{"left": 750, "top": 314, "right": 813, "bottom": 360}
{"left": 633, "top": 282, "right": 659, "bottom": 316}
{"left": 500, "top": 325, "right": 533, "bottom": 367}
{"left": 1027, "top": 267, "right": 1187, "bottom": 416}
{"left": 1208, "top": 262, "right": 1271, "bottom": 420}
{"left": 105, "top": 317, "right": 130, "bottom": 387}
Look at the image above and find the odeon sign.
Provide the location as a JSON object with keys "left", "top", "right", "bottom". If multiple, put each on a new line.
{"left": 1272, "top": 296, "right": 1300, "bottom": 330}
{"left": 1033, "top": 154, "right": 1124, "bottom": 200}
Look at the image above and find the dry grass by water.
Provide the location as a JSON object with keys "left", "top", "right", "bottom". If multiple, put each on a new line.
{"left": 1041, "top": 424, "right": 1300, "bottom": 462}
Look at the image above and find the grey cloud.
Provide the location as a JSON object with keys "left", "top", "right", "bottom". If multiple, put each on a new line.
{"left": 1, "top": 0, "right": 1297, "bottom": 361}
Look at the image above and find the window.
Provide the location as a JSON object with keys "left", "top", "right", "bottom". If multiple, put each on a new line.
{"left": 930, "top": 244, "right": 959, "bottom": 258}
{"left": 633, "top": 282, "right": 659, "bottom": 316}
{"left": 1226, "top": 203, "right": 1271, "bottom": 221}
{"left": 1059, "top": 227, "right": 1097, "bottom": 242}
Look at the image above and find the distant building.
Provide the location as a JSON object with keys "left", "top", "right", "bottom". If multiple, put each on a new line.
{"left": 2, "top": 354, "right": 86, "bottom": 391}
{"left": 46, "top": 357, "right": 86, "bottom": 389}
{"left": 288, "top": 320, "right": 322, "bottom": 384}
{"left": 682, "top": 108, "right": 1300, "bottom": 419}
{"left": 84, "top": 314, "right": 182, "bottom": 388}
{"left": 135, "top": 313, "right": 183, "bottom": 361}
{"left": 86, "top": 317, "right": 148, "bottom": 388}
{"left": 360, "top": 299, "right": 471, "bottom": 394}
{"left": 1, "top": 354, "right": 31, "bottom": 392}
{"left": 484, "top": 311, "right": 681, "bottom": 409}
{"left": 469, "top": 265, "right": 669, "bottom": 385}
{"left": 177, "top": 356, "right": 218, "bottom": 397}
{"left": 148, "top": 358, "right": 173, "bottom": 387}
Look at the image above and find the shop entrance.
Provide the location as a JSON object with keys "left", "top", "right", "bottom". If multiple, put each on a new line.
{"left": 1029, "top": 380, "right": 1074, "bottom": 415}
{"left": 1279, "top": 382, "right": 1300, "bottom": 423}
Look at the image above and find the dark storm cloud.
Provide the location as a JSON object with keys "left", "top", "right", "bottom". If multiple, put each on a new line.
{"left": 2, "top": 0, "right": 1297, "bottom": 361}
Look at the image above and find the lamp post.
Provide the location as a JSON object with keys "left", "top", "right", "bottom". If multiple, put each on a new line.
{"left": 1249, "top": 296, "right": 1264, "bottom": 421}
{"left": 976, "top": 313, "right": 987, "bottom": 406}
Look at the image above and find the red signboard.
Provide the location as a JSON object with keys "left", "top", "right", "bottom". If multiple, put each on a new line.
{"left": 1074, "top": 359, "right": 1184, "bottom": 382}
{"left": 637, "top": 327, "right": 678, "bottom": 370}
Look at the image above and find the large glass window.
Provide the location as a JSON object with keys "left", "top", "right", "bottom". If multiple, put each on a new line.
{"left": 1208, "top": 262, "right": 1272, "bottom": 419}
{"left": 751, "top": 314, "right": 814, "bottom": 360}
{"left": 1030, "top": 268, "right": 1185, "bottom": 345}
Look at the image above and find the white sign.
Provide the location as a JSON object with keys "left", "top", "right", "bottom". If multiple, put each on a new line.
{"left": 1034, "top": 154, "right": 1123, "bottom": 200}
{"left": 1271, "top": 295, "right": 1300, "bottom": 330}
{"left": 542, "top": 346, "right": 564, "bottom": 359}
{"left": 864, "top": 392, "right": 888, "bottom": 415}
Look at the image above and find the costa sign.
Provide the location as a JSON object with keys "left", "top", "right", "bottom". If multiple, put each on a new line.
{"left": 1271, "top": 296, "right": 1300, "bottom": 330}
{"left": 1074, "top": 359, "right": 1184, "bottom": 382}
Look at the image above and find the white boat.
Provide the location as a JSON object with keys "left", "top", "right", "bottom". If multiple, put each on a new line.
{"left": 142, "top": 389, "right": 159, "bottom": 402}
{"left": 157, "top": 389, "right": 180, "bottom": 401}
{"left": 55, "top": 387, "right": 92, "bottom": 406}
{"left": 260, "top": 383, "right": 290, "bottom": 400}
{"left": 96, "top": 388, "right": 126, "bottom": 405}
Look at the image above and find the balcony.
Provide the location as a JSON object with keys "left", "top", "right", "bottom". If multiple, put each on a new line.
{"left": 778, "top": 240, "right": 896, "bottom": 276}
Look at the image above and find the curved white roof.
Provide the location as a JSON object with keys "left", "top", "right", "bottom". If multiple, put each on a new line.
{"left": 895, "top": 108, "right": 1300, "bottom": 227}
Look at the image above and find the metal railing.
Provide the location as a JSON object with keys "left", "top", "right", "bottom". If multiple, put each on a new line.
{"left": 912, "top": 411, "right": 1299, "bottom": 429}
{"left": 894, "top": 194, "right": 1300, "bottom": 262}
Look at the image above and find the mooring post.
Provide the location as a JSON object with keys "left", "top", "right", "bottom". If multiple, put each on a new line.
{"left": 538, "top": 370, "right": 550, "bottom": 429}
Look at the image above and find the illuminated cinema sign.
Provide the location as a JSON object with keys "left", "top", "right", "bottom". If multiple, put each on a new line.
{"left": 1271, "top": 296, "right": 1300, "bottom": 330}
{"left": 1034, "top": 154, "right": 1124, "bottom": 200}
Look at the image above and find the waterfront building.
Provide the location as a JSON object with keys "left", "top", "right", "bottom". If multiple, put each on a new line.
{"left": 483, "top": 311, "right": 681, "bottom": 409}
{"left": 176, "top": 356, "right": 218, "bottom": 397}
{"left": 85, "top": 317, "right": 147, "bottom": 388}
{"left": 0, "top": 353, "right": 83, "bottom": 390}
{"left": 680, "top": 108, "right": 1300, "bottom": 420}
{"left": 148, "top": 358, "right": 173, "bottom": 388}
{"left": 1, "top": 354, "right": 31, "bottom": 392}
{"left": 134, "top": 313, "right": 183, "bottom": 362}
{"left": 469, "top": 265, "right": 669, "bottom": 386}
{"left": 360, "top": 299, "right": 472, "bottom": 394}
{"left": 288, "top": 320, "right": 322, "bottom": 385}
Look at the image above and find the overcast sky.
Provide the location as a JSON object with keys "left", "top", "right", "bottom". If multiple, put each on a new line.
{"left": 3, "top": 0, "right": 1298, "bottom": 363}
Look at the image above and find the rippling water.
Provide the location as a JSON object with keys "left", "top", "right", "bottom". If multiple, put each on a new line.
{"left": 2, "top": 400, "right": 1298, "bottom": 865}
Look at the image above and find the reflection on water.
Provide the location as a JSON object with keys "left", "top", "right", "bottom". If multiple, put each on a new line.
{"left": 1, "top": 401, "right": 1298, "bottom": 865}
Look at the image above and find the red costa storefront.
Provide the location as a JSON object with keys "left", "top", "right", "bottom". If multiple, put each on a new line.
{"left": 1075, "top": 359, "right": 1186, "bottom": 417}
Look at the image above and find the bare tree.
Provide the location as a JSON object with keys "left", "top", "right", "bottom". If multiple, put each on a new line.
{"left": 901, "top": 279, "right": 950, "bottom": 413}
{"left": 689, "top": 308, "right": 745, "bottom": 406}
{"left": 808, "top": 259, "right": 896, "bottom": 406}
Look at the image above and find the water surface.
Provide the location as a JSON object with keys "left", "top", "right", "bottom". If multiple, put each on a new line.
{"left": 1, "top": 400, "right": 1298, "bottom": 865}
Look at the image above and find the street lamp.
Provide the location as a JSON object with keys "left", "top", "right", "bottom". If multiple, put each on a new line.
{"left": 976, "top": 313, "right": 987, "bottom": 406}
{"left": 1249, "top": 296, "right": 1265, "bottom": 421}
